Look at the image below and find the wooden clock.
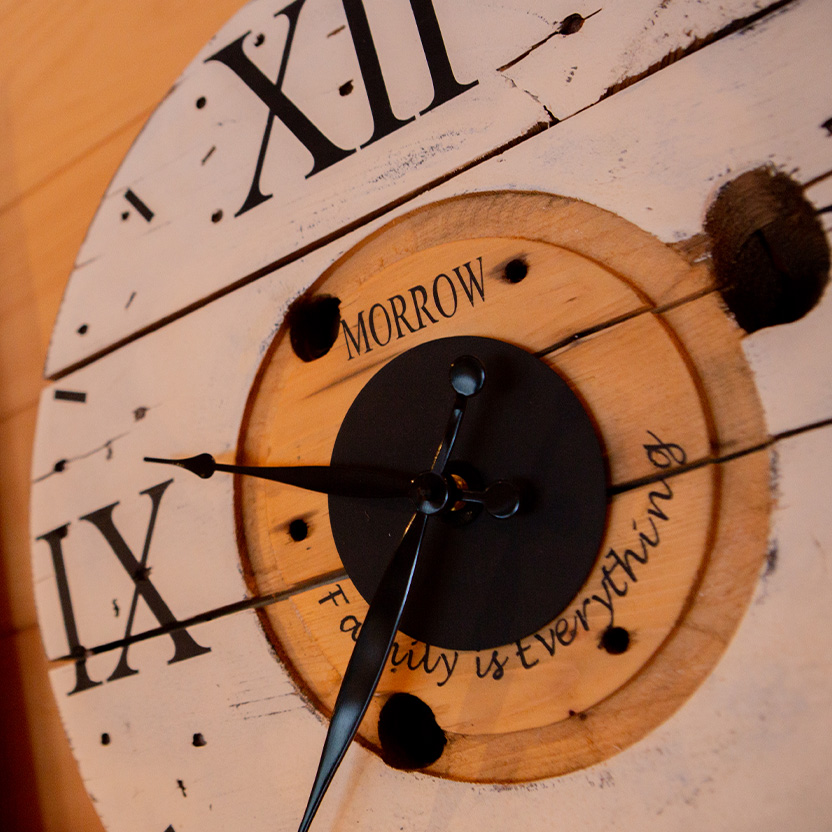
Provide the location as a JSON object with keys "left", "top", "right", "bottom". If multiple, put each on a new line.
{"left": 17, "top": 1, "right": 832, "bottom": 830}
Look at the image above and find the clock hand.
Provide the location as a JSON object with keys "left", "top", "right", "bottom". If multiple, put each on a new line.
{"left": 145, "top": 356, "right": 484, "bottom": 502}
{"left": 431, "top": 354, "right": 485, "bottom": 473}
{"left": 144, "top": 453, "right": 413, "bottom": 499}
{"left": 297, "top": 355, "right": 485, "bottom": 832}
{"left": 144, "top": 453, "right": 519, "bottom": 518}
{"left": 297, "top": 509, "right": 428, "bottom": 832}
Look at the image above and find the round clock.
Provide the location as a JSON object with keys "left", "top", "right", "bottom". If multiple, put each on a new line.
{"left": 30, "top": 2, "right": 832, "bottom": 831}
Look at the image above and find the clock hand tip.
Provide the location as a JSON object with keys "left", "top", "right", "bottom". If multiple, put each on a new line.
{"left": 143, "top": 453, "right": 216, "bottom": 478}
{"left": 450, "top": 354, "right": 485, "bottom": 397}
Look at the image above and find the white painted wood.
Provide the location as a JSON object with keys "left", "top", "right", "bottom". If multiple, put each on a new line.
{"left": 443, "top": 0, "right": 832, "bottom": 244}
{"left": 501, "top": 0, "right": 782, "bottom": 118}
{"left": 31, "top": 244, "right": 316, "bottom": 659}
{"left": 33, "top": 0, "right": 832, "bottom": 658}
{"left": 50, "top": 426, "right": 832, "bottom": 831}
{"left": 45, "top": 0, "right": 778, "bottom": 378}
{"left": 31, "top": 1, "right": 832, "bottom": 830}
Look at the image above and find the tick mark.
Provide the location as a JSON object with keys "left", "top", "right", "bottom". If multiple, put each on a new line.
{"left": 133, "top": 406, "right": 148, "bottom": 421}
{"left": 112, "top": 599, "right": 120, "bottom": 617}
{"left": 100, "top": 732, "right": 111, "bottom": 745}
{"left": 125, "top": 291, "right": 136, "bottom": 309}
{"left": 339, "top": 80, "right": 354, "bottom": 96}
{"left": 327, "top": 24, "right": 345, "bottom": 37}
{"left": 177, "top": 780, "right": 187, "bottom": 797}
{"left": 211, "top": 209, "right": 223, "bottom": 223}
{"left": 54, "top": 390, "right": 87, "bottom": 403}
{"left": 196, "top": 96, "right": 207, "bottom": 109}
{"left": 201, "top": 145, "right": 216, "bottom": 165}
{"left": 124, "top": 189, "right": 154, "bottom": 222}
{"left": 192, "top": 733, "right": 207, "bottom": 747}
{"left": 77, "top": 324, "right": 88, "bottom": 335}
{"left": 254, "top": 33, "right": 265, "bottom": 46}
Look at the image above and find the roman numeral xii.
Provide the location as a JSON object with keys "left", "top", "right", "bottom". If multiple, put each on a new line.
{"left": 206, "top": 0, "right": 477, "bottom": 216}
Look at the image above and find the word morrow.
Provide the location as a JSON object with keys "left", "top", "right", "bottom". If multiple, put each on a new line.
{"left": 340, "top": 256, "right": 485, "bottom": 359}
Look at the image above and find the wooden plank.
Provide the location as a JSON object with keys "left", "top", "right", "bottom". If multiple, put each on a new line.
{"left": 0, "top": 406, "right": 38, "bottom": 635}
{"left": 0, "top": 116, "right": 141, "bottom": 423}
{"left": 4, "top": 1, "right": 830, "bottom": 830}
{"left": 42, "top": 0, "right": 780, "bottom": 377}
{"left": 39, "top": 427, "right": 832, "bottom": 830}
{"left": 439, "top": 0, "right": 831, "bottom": 244}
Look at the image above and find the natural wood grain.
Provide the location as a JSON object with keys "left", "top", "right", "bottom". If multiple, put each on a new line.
{"left": 236, "top": 194, "right": 770, "bottom": 781}
{"left": 0, "top": 127, "right": 136, "bottom": 424}
{"left": 40, "top": 0, "right": 781, "bottom": 378}
{"left": 0, "top": 406, "right": 39, "bottom": 636}
{"left": 6, "top": 0, "right": 829, "bottom": 829}
{"left": 263, "top": 466, "right": 717, "bottom": 751}
{"left": 428, "top": 447, "right": 771, "bottom": 782}
{"left": 0, "top": 4, "right": 246, "bottom": 830}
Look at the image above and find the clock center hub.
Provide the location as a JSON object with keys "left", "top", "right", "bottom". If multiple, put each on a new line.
{"left": 328, "top": 335, "right": 608, "bottom": 652}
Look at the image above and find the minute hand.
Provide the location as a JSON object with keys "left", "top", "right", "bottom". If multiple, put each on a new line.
{"left": 143, "top": 453, "right": 413, "bottom": 499}
{"left": 295, "top": 355, "right": 486, "bottom": 832}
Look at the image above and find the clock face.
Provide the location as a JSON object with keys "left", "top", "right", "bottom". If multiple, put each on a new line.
{"left": 29, "top": 2, "right": 832, "bottom": 831}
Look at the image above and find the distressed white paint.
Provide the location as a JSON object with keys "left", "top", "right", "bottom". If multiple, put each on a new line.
{"left": 444, "top": 0, "right": 832, "bottom": 243}
{"left": 31, "top": 0, "right": 832, "bottom": 830}
{"left": 48, "top": 428, "right": 832, "bottom": 832}
{"left": 32, "top": 0, "right": 831, "bottom": 677}
{"left": 45, "top": 0, "right": 783, "bottom": 377}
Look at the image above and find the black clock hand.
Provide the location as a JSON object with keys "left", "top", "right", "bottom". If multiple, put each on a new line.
{"left": 144, "top": 453, "right": 413, "bottom": 499}
{"left": 144, "top": 453, "right": 521, "bottom": 520}
{"left": 456, "top": 480, "right": 521, "bottom": 519}
{"left": 297, "top": 355, "right": 485, "bottom": 832}
{"left": 297, "top": 509, "right": 427, "bottom": 832}
{"left": 431, "top": 354, "right": 485, "bottom": 473}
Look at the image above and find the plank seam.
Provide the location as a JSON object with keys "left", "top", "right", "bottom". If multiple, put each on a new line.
{"left": 599, "top": 0, "right": 798, "bottom": 102}
{"left": 45, "top": 413, "right": 832, "bottom": 665}
{"left": 42, "top": 1, "right": 804, "bottom": 382}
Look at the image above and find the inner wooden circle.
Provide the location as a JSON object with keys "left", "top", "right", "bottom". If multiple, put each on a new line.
{"left": 235, "top": 192, "right": 770, "bottom": 783}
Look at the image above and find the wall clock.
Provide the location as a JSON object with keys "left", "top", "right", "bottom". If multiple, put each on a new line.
{"left": 28, "top": 1, "right": 832, "bottom": 831}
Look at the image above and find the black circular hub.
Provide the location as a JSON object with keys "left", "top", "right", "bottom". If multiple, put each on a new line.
{"left": 329, "top": 336, "right": 608, "bottom": 651}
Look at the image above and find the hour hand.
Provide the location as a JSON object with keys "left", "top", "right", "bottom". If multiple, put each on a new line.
{"left": 144, "top": 453, "right": 413, "bottom": 499}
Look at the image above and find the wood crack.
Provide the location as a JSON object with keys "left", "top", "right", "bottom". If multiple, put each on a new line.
{"left": 599, "top": 0, "right": 797, "bottom": 101}
{"left": 43, "top": 1, "right": 803, "bottom": 383}
{"left": 46, "top": 413, "right": 832, "bottom": 666}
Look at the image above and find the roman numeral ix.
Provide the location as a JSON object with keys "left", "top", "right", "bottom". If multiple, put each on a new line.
{"left": 37, "top": 479, "right": 211, "bottom": 696}
{"left": 206, "top": 0, "right": 477, "bottom": 216}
